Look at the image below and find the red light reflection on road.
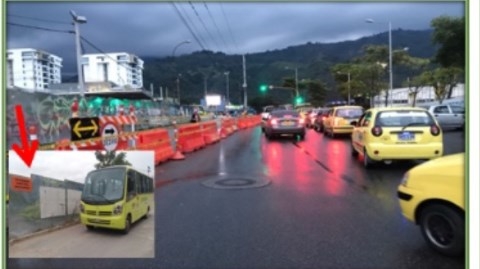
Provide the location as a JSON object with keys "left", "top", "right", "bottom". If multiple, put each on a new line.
{"left": 261, "top": 140, "right": 313, "bottom": 193}
{"left": 323, "top": 140, "right": 349, "bottom": 196}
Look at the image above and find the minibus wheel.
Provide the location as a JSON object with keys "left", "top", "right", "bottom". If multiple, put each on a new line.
{"left": 86, "top": 225, "right": 94, "bottom": 231}
{"left": 123, "top": 215, "right": 131, "bottom": 234}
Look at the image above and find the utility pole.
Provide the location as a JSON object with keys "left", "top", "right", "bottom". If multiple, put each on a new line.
{"left": 242, "top": 55, "right": 247, "bottom": 109}
{"left": 159, "top": 86, "right": 163, "bottom": 99}
{"left": 176, "top": 74, "right": 182, "bottom": 105}
{"left": 224, "top": 71, "right": 230, "bottom": 105}
{"left": 204, "top": 75, "right": 208, "bottom": 97}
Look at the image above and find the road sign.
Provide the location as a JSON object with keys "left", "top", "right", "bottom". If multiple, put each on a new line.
{"left": 101, "top": 122, "right": 119, "bottom": 152}
{"left": 69, "top": 117, "right": 100, "bottom": 142}
{"left": 10, "top": 175, "right": 32, "bottom": 192}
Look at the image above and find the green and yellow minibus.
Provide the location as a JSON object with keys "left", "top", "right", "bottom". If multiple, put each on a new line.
{"left": 80, "top": 165, "right": 154, "bottom": 234}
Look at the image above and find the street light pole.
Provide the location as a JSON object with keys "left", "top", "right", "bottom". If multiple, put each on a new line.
{"left": 224, "top": 71, "right": 230, "bottom": 105}
{"left": 366, "top": 18, "right": 393, "bottom": 107}
{"left": 70, "top": 10, "right": 86, "bottom": 114}
{"left": 172, "top": 40, "right": 191, "bottom": 57}
{"left": 388, "top": 21, "right": 393, "bottom": 106}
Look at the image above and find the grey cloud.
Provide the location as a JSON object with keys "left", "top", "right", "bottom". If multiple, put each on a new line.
{"left": 6, "top": 2, "right": 464, "bottom": 72}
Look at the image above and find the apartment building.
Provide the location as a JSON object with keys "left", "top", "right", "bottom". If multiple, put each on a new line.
{"left": 7, "top": 48, "right": 63, "bottom": 90}
{"left": 82, "top": 52, "right": 144, "bottom": 89}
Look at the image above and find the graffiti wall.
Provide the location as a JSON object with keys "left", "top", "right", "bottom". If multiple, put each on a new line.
{"left": 6, "top": 88, "right": 189, "bottom": 148}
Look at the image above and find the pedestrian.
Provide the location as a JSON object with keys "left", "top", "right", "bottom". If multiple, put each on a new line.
{"left": 190, "top": 109, "right": 201, "bottom": 123}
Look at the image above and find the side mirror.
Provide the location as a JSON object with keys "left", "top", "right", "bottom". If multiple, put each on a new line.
{"left": 351, "top": 121, "right": 358, "bottom": 126}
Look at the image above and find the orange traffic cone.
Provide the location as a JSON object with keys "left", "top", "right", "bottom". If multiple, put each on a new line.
{"left": 172, "top": 150, "right": 185, "bottom": 160}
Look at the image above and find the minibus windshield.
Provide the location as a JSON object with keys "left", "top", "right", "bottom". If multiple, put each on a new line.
{"left": 82, "top": 167, "right": 126, "bottom": 204}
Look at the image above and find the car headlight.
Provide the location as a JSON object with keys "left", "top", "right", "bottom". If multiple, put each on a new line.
{"left": 400, "top": 172, "right": 409, "bottom": 187}
{"left": 113, "top": 204, "right": 123, "bottom": 215}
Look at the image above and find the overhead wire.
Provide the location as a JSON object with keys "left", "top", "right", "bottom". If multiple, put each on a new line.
{"left": 7, "top": 14, "right": 71, "bottom": 25}
{"left": 220, "top": 3, "right": 239, "bottom": 54}
{"left": 188, "top": 1, "right": 220, "bottom": 52}
{"left": 178, "top": 3, "right": 209, "bottom": 51}
{"left": 7, "top": 22, "right": 72, "bottom": 34}
{"left": 203, "top": 2, "right": 230, "bottom": 54}
{"left": 171, "top": 2, "right": 208, "bottom": 51}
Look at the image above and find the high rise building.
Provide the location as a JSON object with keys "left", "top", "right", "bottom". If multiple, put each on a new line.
{"left": 7, "top": 48, "right": 63, "bottom": 90}
{"left": 82, "top": 52, "right": 144, "bottom": 89}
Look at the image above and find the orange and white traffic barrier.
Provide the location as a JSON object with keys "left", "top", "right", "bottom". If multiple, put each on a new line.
{"left": 201, "top": 121, "right": 220, "bottom": 145}
{"left": 28, "top": 125, "right": 38, "bottom": 142}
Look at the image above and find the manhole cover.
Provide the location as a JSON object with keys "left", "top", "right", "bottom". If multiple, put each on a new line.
{"left": 201, "top": 175, "right": 271, "bottom": 190}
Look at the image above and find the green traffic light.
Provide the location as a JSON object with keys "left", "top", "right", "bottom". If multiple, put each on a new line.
{"left": 295, "top": 96, "right": 303, "bottom": 104}
{"left": 260, "top": 85, "right": 268, "bottom": 92}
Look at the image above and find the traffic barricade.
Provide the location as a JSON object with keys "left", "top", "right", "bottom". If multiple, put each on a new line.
{"left": 219, "top": 118, "right": 236, "bottom": 138}
{"left": 201, "top": 121, "right": 220, "bottom": 145}
{"left": 176, "top": 123, "right": 206, "bottom": 153}
{"left": 136, "top": 128, "right": 175, "bottom": 164}
{"left": 237, "top": 117, "right": 248, "bottom": 129}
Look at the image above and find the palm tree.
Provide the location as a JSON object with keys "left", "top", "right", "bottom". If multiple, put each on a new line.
{"left": 94, "top": 151, "right": 131, "bottom": 169}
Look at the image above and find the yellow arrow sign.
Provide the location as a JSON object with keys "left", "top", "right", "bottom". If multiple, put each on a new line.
{"left": 73, "top": 119, "right": 99, "bottom": 139}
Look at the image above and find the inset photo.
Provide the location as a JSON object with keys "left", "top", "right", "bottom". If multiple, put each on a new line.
{"left": 8, "top": 150, "right": 155, "bottom": 258}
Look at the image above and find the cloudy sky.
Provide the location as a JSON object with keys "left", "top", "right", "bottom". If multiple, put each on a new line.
{"left": 9, "top": 151, "right": 154, "bottom": 183}
{"left": 6, "top": 1, "right": 465, "bottom": 75}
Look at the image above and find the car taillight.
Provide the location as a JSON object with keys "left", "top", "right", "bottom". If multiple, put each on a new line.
{"left": 430, "top": 124, "right": 440, "bottom": 136}
{"left": 371, "top": 126, "right": 383, "bottom": 137}
{"left": 271, "top": 119, "right": 278, "bottom": 125}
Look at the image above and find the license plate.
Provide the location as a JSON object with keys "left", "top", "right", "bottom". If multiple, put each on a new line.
{"left": 398, "top": 132, "right": 415, "bottom": 141}
{"left": 281, "top": 121, "right": 295, "bottom": 126}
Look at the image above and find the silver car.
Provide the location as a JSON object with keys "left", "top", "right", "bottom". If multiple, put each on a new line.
{"left": 421, "top": 105, "right": 464, "bottom": 130}
{"left": 263, "top": 110, "right": 306, "bottom": 140}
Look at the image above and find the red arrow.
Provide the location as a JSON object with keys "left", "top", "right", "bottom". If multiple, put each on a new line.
{"left": 12, "top": 104, "right": 39, "bottom": 167}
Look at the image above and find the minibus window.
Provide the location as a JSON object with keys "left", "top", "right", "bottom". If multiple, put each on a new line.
{"left": 127, "top": 170, "right": 136, "bottom": 201}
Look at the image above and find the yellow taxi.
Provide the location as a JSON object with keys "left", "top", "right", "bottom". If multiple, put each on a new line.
{"left": 397, "top": 153, "right": 464, "bottom": 257}
{"left": 351, "top": 107, "right": 443, "bottom": 168}
{"left": 323, "top": 106, "right": 364, "bottom": 137}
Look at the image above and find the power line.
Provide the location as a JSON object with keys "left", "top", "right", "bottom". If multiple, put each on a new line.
{"left": 188, "top": 1, "right": 220, "bottom": 51}
{"left": 7, "top": 22, "right": 72, "bottom": 34}
{"left": 220, "top": 3, "right": 239, "bottom": 54}
{"left": 203, "top": 2, "right": 230, "bottom": 54}
{"left": 171, "top": 2, "right": 207, "bottom": 51}
{"left": 178, "top": 3, "right": 209, "bottom": 51}
{"left": 8, "top": 14, "right": 71, "bottom": 25}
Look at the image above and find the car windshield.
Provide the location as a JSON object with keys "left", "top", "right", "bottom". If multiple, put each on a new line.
{"left": 335, "top": 108, "right": 363, "bottom": 119}
{"left": 81, "top": 167, "right": 126, "bottom": 204}
{"left": 375, "top": 110, "right": 435, "bottom": 127}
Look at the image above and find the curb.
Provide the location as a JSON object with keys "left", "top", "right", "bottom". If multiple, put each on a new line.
{"left": 9, "top": 219, "right": 81, "bottom": 246}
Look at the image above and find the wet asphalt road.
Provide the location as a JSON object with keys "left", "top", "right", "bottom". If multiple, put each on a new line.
{"left": 9, "top": 127, "right": 466, "bottom": 269}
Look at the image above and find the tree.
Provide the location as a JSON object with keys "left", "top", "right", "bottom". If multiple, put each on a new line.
{"left": 431, "top": 16, "right": 465, "bottom": 69}
{"left": 404, "top": 76, "right": 425, "bottom": 107}
{"left": 94, "top": 151, "right": 131, "bottom": 169}
{"left": 304, "top": 80, "right": 327, "bottom": 107}
{"left": 419, "top": 67, "right": 463, "bottom": 104}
